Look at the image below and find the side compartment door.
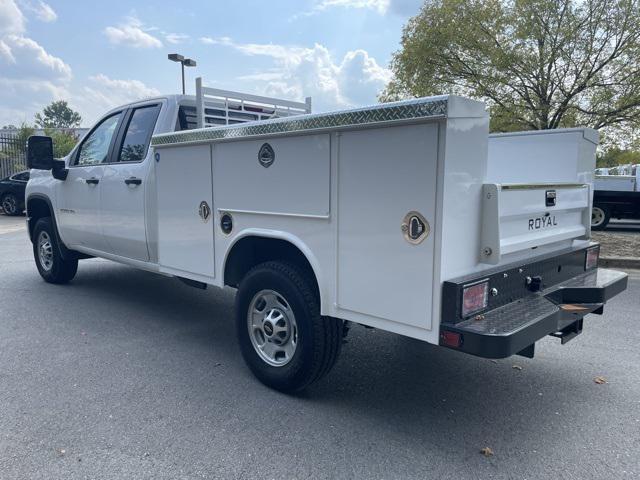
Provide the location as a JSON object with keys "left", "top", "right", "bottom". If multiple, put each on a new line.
{"left": 336, "top": 124, "right": 438, "bottom": 330}
{"left": 100, "top": 104, "right": 161, "bottom": 261}
{"left": 155, "top": 144, "right": 215, "bottom": 280}
{"left": 57, "top": 111, "right": 124, "bottom": 251}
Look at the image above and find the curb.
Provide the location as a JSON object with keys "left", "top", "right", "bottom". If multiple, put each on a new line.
{"left": 600, "top": 256, "right": 640, "bottom": 269}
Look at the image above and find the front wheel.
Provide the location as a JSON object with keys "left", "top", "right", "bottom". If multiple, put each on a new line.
{"left": 591, "top": 205, "right": 610, "bottom": 231}
{"left": 32, "top": 217, "right": 78, "bottom": 284}
{"left": 235, "top": 261, "right": 342, "bottom": 392}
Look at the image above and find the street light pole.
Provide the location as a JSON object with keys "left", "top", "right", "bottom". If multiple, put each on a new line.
{"left": 181, "top": 62, "right": 185, "bottom": 95}
{"left": 168, "top": 53, "right": 197, "bottom": 95}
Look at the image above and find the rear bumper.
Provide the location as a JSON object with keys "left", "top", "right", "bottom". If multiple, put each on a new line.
{"left": 439, "top": 247, "right": 628, "bottom": 359}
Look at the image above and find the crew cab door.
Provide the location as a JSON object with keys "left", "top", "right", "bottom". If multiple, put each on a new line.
{"left": 57, "top": 111, "right": 124, "bottom": 251}
{"left": 100, "top": 103, "right": 161, "bottom": 261}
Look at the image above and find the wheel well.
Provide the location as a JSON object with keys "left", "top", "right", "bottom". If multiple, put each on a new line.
{"left": 27, "top": 197, "right": 53, "bottom": 242}
{"left": 224, "top": 236, "right": 319, "bottom": 296}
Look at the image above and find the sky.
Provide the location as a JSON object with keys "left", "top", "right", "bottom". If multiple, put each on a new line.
{"left": 0, "top": 0, "right": 423, "bottom": 127}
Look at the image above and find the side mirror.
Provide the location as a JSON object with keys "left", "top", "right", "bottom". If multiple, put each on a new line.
{"left": 27, "top": 136, "right": 54, "bottom": 170}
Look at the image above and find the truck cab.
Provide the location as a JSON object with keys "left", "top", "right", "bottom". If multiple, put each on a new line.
{"left": 26, "top": 83, "right": 311, "bottom": 263}
{"left": 27, "top": 96, "right": 176, "bottom": 261}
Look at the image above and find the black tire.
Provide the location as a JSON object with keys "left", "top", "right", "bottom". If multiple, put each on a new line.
{"left": 1, "top": 193, "right": 22, "bottom": 216}
{"left": 32, "top": 217, "right": 78, "bottom": 284}
{"left": 591, "top": 205, "right": 610, "bottom": 231}
{"left": 235, "top": 261, "right": 342, "bottom": 393}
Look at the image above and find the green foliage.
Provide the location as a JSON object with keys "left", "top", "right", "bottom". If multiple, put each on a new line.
{"left": 44, "top": 128, "right": 79, "bottom": 158}
{"left": 14, "top": 123, "right": 35, "bottom": 153}
{"left": 383, "top": 0, "right": 640, "bottom": 134}
{"left": 596, "top": 147, "right": 640, "bottom": 168}
{"left": 35, "top": 100, "right": 82, "bottom": 128}
{"left": 0, "top": 123, "right": 33, "bottom": 170}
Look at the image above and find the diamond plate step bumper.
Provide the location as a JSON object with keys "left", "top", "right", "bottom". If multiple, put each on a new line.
{"left": 440, "top": 267, "right": 628, "bottom": 359}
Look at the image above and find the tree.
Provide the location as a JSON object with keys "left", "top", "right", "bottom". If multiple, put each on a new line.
{"left": 14, "top": 123, "right": 35, "bottom": 154}
{"left": 596, "top": 147, "right": 640, "bottom": 168}
{"left": 382, "top": 0, "right": 640, "bottom": 134}
{"left": 44, "top": 128, "right": 80, "bottom": 158}
{"left": 35, "top": 100, "right": 82, "bottom": 128}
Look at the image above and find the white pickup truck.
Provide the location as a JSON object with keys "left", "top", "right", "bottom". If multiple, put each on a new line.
{"left": 25, "top": 86, "right": 627, "bottom": 392}
{"left": 592, "top": 164, "right": 640, "bottom": 229}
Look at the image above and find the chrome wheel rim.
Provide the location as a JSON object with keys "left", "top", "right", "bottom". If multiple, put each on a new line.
{"left": 247, "top": 289, "right": 298, "bottom": 367}
{"left": 591, "top": 207, "right": 605, "bottom": 227}
{"left": 2, "top": 195, "right": 16, "bottom": 214}
{"left": 37, "top": 231, "right": 54, "bottom": 271}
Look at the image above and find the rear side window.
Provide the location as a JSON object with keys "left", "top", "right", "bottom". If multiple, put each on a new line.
{"left": 176, "top": 105, "right": 198, "bottom": 131}
{"left": 117, "top": 104, "right": 161, "bottom": 163}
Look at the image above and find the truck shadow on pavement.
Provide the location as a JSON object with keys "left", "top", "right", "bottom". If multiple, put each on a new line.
{"left": 61, "top": 260, "right": 609, "bottom": 445}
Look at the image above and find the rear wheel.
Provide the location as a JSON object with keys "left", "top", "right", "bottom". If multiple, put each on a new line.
{"left": 1, "top": 193, "right": 21, "bottom": 216}
{"left": 32, "top": 217, "right": 78, "bottom": 284}
{"left": 235, "top": 261, "right": 342, "bottom": 392}
{"left": 591, "top": 205, "right": 610, "bottom": 230}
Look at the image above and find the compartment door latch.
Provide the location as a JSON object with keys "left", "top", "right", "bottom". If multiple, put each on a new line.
{"left": 198, "top": 201, "right": 211, "bottom": 222}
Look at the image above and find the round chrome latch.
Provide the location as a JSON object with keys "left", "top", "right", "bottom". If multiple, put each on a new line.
{"left": 401, "top": 211, "right": 430, "bottom": 245}
{"left": 220, "top": 212, "right": 233, "bottom": 235}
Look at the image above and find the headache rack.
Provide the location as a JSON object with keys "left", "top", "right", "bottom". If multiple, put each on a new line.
{"left": 195, "top": 77, "right": 312, "bottom": 128}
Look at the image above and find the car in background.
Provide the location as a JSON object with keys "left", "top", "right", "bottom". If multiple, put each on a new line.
{"left": 0, "top": 170, "right": 29, "bottom": 216}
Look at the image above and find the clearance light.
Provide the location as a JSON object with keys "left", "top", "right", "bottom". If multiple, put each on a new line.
{"left": 585, "top": 247, "right": 599, "bottom": 270}
{"left": 462, "top": 280, "right": 489, "bottom": 317}
{"left": 441, "top": 331, "right": 462, "bottom": 348}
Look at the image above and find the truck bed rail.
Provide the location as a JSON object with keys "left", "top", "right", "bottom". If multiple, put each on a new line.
{"left": 195, "top": 77, "right": 311, "bottom": 128}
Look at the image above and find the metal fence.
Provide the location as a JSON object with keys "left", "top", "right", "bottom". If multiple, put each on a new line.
{"left": 0, "top": 128, "right": 90, "bottom": 179}
{"left": 0, "top": 132, "right": 26, "bottom": 179}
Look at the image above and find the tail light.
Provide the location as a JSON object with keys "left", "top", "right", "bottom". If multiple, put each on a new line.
{"left": 585, "top": 246, "right": 599, "bottom": 270}
{"left": 462, "top": 279, "right": 489, "bottom": 317}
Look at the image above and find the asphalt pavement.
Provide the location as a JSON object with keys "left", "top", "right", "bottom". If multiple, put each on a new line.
{"left": 1, "top": 215, "right": 639, "bottom": 479}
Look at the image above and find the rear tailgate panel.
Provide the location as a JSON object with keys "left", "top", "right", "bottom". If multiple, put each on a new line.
{"left": 481, "top": 183, "right": 590, "bottom": 264}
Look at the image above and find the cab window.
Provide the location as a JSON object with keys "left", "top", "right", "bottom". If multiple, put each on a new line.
{"left": 117, "top": 104, "right": 161, "bottom": 163}
{"left": 75, "top": 113, "right": 122, "bottom": 166}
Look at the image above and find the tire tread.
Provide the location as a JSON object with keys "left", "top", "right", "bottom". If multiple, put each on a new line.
{"left": 238, "top": 260, "right": 342, "bottom": 392}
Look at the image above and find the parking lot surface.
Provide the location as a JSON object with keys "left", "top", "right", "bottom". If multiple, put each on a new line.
{"left": 1, "top": 215, "right": 639, "bottom": 480}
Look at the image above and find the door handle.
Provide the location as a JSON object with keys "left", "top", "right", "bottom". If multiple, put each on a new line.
{"left": 124, "top": 177, "right": 142, "bottom": 186}
{"left": 85, "top": 177, "right": 99, "bottom": 185}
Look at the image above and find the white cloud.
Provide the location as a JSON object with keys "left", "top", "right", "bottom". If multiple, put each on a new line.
{"left": 23, "top": 1, "right": 57, "bottom": 22}
{"left": 298, "top": 0, "right": 421, "bottom": 17}
{"left": 104, "top": 17, "right": 162, "bottom": 49}
{"left": 314, "top": 0, "right": 390, "bottom": 14}
{"left": 200, "top": 36, "right": 231, "bottom": 46}
{"left": 0, "top": 76, "right": 71, "bottom": 126}
{"left": 75, "top": 74, "right": 161, "bottom": 123}
{"left": 203, "top": 37, "right": 391, "bottom": 112}
{"left": 0, "top": 38, "right": 14, "bottom": 61}
{"left": 0, "top": 0, "right": 25, "bottom": 35}
{"left": 2, "top": 34, "right": 71, "bottom": 79}
{"left": 165, "top": 33, "right": 188, "bottom": 44}
{"left": 0, "top": 1, "right": 72, "bottom": 126}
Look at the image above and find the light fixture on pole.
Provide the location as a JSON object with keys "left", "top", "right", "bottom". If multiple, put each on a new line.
{"left": 168, "top": 53, "right": 197, "bottom": 94}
